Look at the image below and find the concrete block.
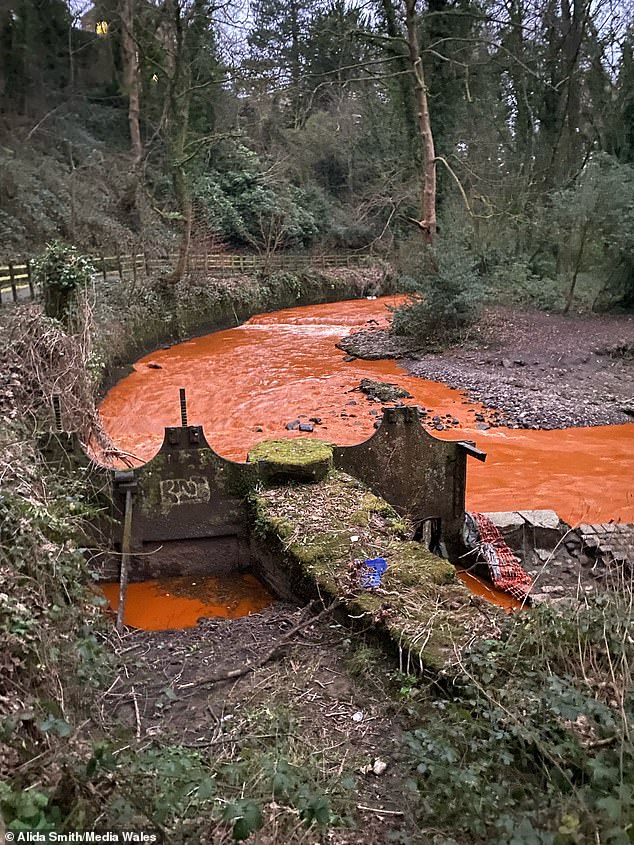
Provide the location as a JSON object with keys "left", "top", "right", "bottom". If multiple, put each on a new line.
{"left": 518, "top": 509, "right": 561, "bottom": 529}
{"left": 578, "top": 524, "right": 597, "bottom": 535}
{"left": 518, "top": 509, "right": 564, "bottom": 550}
{"left": 483, "top": 511, "right": 525, "bottom": 532}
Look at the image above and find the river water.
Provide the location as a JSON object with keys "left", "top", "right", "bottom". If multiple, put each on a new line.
{"left": 100, "top": 295, "right": 634, "bottom": 526}
{"left": 98, "top": 296, "right": 633, "bottom": 627}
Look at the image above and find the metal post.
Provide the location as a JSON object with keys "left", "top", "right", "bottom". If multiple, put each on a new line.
{"left": 179, "top": 387, "right": 188, "bottom": 427}
{"left": 52, "top": 394, "right": 63, "bottom": 431}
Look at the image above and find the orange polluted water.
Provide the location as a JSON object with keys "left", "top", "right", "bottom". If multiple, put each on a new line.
{"left": 457, "top": 570, "right": 523, "bottom": 612}
{"left": 100, "top": 574, "right": 274, "bottom": 631}
{"left": 99, "top": 296, "right": 634, "bottom": 526}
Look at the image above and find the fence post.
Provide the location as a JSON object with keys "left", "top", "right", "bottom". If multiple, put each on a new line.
{"left": 144, "top": 250, "right": 150, "bottom": 278}
{"left": 8, "top": 261, "right": 17, "bottom": 302}
{"left": 26, "top": 259, "right": 34, "bottom": 298}
{"left": 131, "top": 252, "right": 138, "bottom": 287}
{"left": 116, "top": 249, "right": 123, "bottom": 281}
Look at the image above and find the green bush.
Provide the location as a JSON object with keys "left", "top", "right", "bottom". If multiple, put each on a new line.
{"left": 32, "top": 241, "right": 95, "bottom": 325}
{"left": 193, "top": 142, "right": 332, "bottom": 250}
{"left": 489, "top": 259, "right": 564, "bottom": 311}
{"left": 392, "top": 235, "right": 484, "bottom": 345}
{"left": 403, "top": 596, "right": 634, "bottom": 844}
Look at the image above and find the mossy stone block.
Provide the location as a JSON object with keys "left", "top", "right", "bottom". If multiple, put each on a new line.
{"left": 247, "top": 438, "right": 334, "bottom": 484}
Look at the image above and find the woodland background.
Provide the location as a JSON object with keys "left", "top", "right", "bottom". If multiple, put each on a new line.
{"left": 1, "top": 0, "right": 634, "bottom": 310}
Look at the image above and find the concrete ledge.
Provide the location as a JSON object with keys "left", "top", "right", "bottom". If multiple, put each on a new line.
{"left": 485, "top": 509, "right": 568, "bottom": 553}
{"left": 252, "top": 471, "right": 500, "bottom": 675}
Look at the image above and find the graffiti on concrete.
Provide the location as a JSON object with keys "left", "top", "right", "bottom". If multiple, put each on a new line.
{"left": 160, "top": 475, "right": 211, "bottom": 507}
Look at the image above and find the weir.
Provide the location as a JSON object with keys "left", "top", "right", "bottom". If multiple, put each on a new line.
{"left": 41, "top": 402, "right": 498, "bottom": 669}
{"left": 115, "top": 404, "right": 486, "bottom": 571}
{"left": 43, "top": 403, "right": 486, "bottom": 580}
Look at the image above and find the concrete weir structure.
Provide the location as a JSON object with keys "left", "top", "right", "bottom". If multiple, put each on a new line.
{"left": 41, "top": 406, "right": 494, "bottom": 672}
{"left": 41, "top": 406, "right": 486, "bottom": 579}
{"left": 111, "top": 406, "right": 486, "bottom": 574}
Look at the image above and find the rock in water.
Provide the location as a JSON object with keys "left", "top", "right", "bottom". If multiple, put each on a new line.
{"left": 358, "top": 378, "right": 413, "bottom": 403}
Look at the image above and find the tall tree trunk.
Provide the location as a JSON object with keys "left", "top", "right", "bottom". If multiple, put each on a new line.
{"left": 120, "top": 0, "right": 143, "bottom": 166}
{"left": 172, "top": 162, "right": 193, "bottom": 282}
{"left": 404, "top": 0, "right": 436, "bottom": 243}
{"left": 564, "top": 220, "right": 588, "bottom": 313}
{"left": 165, "top": 0, "right": 194, "bottom": 283}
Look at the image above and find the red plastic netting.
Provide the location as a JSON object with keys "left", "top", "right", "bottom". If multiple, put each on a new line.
{"left": 470, "top": 512, "right": 533, "bottom": 602}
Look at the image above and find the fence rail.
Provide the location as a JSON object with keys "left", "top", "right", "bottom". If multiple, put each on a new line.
{"left": 0, "top": 250, "right": 374, "bottom": 307}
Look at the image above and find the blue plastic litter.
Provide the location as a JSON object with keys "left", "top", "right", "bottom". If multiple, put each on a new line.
{"left": 360, "top": 557, "right": 388, "bottom": 588}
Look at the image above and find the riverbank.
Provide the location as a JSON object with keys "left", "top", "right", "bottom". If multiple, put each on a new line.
{"left": 338, "top": 305, "right": 634, "bottom": 430}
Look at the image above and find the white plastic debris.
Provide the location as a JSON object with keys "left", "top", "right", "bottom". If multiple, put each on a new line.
{"left": 372, "top": 759, "right": 388, "bottom": 776}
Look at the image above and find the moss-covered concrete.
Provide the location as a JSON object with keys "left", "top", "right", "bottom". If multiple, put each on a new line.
{"left": 250, "top": 471, "right": 497, "bottom": 675}
{"left": 247, "top": 438, "right": 334, "bottom": 483}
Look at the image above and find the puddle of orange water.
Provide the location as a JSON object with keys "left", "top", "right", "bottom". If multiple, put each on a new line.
{"left": 457, "top": 570, "right": 523, "bottom": 612}
{"left": 100, "top": 574, "right": 274, "bottom": 630}
{"left": 99, "top": 295, "right": 634, "bottom": 527}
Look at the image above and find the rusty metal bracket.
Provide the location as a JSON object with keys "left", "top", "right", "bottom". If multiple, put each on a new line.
{"left": 458, "top": 440, "right": 487, "bottom": 462}
{"left": 113, "top": 469, "right": 137, "bottom": 491}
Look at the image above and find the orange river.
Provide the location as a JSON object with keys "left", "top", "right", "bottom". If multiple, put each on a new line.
{"left": 100, "top": 295, "right": 634, "bottom": 527}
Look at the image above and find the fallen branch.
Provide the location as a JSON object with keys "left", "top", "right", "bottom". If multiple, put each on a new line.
{"left": 192, "top": 600, "right": 340, "bottom": 687}
{"left": 357, "top": 805, "right": 404, "bottom": 816}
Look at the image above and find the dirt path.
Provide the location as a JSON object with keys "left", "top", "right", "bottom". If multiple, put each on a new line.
{"left": 105, "top": 603, "right": 426, "bottom": 843}
{"left": 340, "top": 306, "right": 634, "bottom": 429}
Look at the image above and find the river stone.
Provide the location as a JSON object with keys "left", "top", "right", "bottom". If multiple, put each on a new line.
{"left": 358, "top": 378, "right": 413, "bottom": 403}
{"left": 247, "top": 438, "right": 334, "bottom": 484}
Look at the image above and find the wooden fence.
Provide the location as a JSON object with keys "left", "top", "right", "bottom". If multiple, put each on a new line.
{"left": 0, "top": 251, "right": 373, "bottom": 307}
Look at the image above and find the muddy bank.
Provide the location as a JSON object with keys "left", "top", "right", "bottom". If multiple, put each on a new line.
{"left": 339, "top": 306, "right": 634, "bottom": 429}
{"left": 105, "top": 602, "right": 422, "bottom": 842}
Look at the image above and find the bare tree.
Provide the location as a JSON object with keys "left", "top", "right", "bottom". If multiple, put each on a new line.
{"left": 404, "top": 0, "right": 437, "bottom": 243}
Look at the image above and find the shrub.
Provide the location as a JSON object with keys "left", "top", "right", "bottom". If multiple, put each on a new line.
{"left": 32, "top": 241, "right": 95, "bottom": 325}
{"left": 489, "top": 259, "right": 564, "bottom": 311}
{"left": 403, "top": 596, "right": 634, "bottom": 843}
{"left": 392, "top": 235, "right": 484, "bottom": 345}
